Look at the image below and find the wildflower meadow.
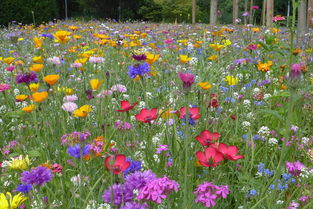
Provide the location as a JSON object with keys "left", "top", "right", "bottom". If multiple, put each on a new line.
{"left": 0, "top": 3, "right": 313, "bottom": 209}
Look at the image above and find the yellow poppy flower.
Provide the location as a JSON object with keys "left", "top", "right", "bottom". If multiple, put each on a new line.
{"left": 0, "top": 192, "right": 27, "bottom": 209}
{"left": 32, "top": 56, "right": 44, "bottom": 63}
{"left": 33, "top": 37, "right": 43, "bottom": 48}
{"left": 58, "top": 87, "right": 74, "bottom": 95}
{"left": 257, "top": 61, "right": 272, "bottom": 72}
{"left": 251, "top": 27, "right": 260, "bottom": 32}
{"left": 22, "top": 104, "right": 37, "bottom": 113}
{"left": 179, "top": 55, "right": 191, "bottom": 64}
{"left": 32, "top": 91, "right": 48, "bottom": 103}
{"left": 53, "top": 30, "right": 71, "bottom": 44}
{"left": 208, "top": 55, "right": 219, "bottom": 61}
{"left": 90, "top": 79, "right": 104, "bottom": 90}
{"left": 30, "top": 64, "right": 44, "bottom": 72}
{"left": 209, "top": 44, "right": 224, "bottom": 51}
{"left": 3, "top": 57, "right": 15, "bottom": 65}
{"left": 29, "top": 83, "right": 40, "bottom": 92}
{"left": 15, "top": 94, "right": 28, "bottom": 101}
{"left": 198, "top": 82, "right": 212, "bottom": 90}
{"left": 146, "top": 52, "right": 160, "bottom": 65}
{"left": 73, "top": 105, "right": 92, "bottom": 117}
{"left": 43, "top": 74, "right": 60, "bottom": 86}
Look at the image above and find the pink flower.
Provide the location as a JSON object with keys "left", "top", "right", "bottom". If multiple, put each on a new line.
{"left": 111, "top": 84, "right": 127, "bottom": 93}
{"left": 63, "top": 95, "right": 78, "bottom": 102}
{"left": 71, "top": 62, "right": 82, "bottom": 68}
{"left": 61, "top": 102, "right": 78, "bottom": 112}
{"left": 89, "top": 56, "right": 105, "bottom": 63}
{"left": 290, "top": 63, "right": 302, "bottom": 79}
{"left": 96, "top": 90, "right": 113, "bottom": 98}
{"left": 273, "top": 16, "right": 286, "bottom": 22}
{"left": 6, "top": 66, "right": 15, "bottom": 71}
{"left": 251, "top": 5, "right": 259, "bottom": 10}
{"left": 48, "top": 56, "right": 61, "bottom": 65}
{"left": 0, "top": 83, "right": 10, "bottom": 92}
{"left": 178, "top": 71, "right": 195, "bottom": 90}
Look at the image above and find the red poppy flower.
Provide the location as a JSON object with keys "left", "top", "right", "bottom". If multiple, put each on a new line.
{"left": 116, "top": 100, "right": 137, "bottom": 112}
{"left": 135, "top": 108, "right": 158, "bottom": 123}
{"left": 195, "top": 147, "right": 224, "bottom": 167}
{"left": 196, "top": 130, "right": 220, "bottom": 146}
{"left": 216, "top": 143, "right": 244, "bottom": 161}
{"left": 105, "top": 154, "right": 130, "bottom": 175}
{"left": 179, "top": 107, "right": 200, "bottom": 120}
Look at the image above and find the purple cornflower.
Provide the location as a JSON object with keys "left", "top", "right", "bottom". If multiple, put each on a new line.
{"left": 132, "top": 54, "right": 147, "bottom": 61}
{"left": 194, "top": 182, "right": 229, "bottom": 208}
{"left": 115, "top": 120, "right": 132, "bottom": 130}
{"left": 40, "top": 34, "right": 54, "bottom": 39}
{"left": 123, "top": 158, "right": 142, "bottom": 177}
{"left": 120, "top": 202, "right": 149, "bottom": 209}
{"left": 16, "top": 71, "right": 38, "bottom": 84}
{"left": 286, "top": 161, "right": 305, "bottom": 176}
{"left": 16, "top": 184, "right": 33, "bottom": 193}
{"left": 102, "top": 183, "right": 134, "bottom": 206}
{"left": 128, "top": 62, "right": 150, "bottom": 79}
{"left": 67, "top": 144, "right": 90, "bottom": 158}
{"left": 242, "top": 11, "right": 250, "bottom": 17}
{"left": 21, "top": 166, "right": 53, "bottom": 186}
{"left": 156, "top": 144, "right": 168, "bottom": 154}
{"left": 124, "top": 170, "right": 157, "bottom": 191}
{"left": 138, "top": 176, "right": 179, "bottom": 204}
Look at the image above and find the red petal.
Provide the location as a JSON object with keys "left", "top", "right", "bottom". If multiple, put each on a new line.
{"left": 120, "top": 161, "right": 131, "bottom": 172}
{"left": 104, "top": 156, "right": 112, "bottom": 171}
{"left": 217, "top": 143, "right": 229, "bottom": 154}
{"left": 196, "top": 135, "right": 209, "bottom": 146}
{"left": 120, "top": 101, "right": 130, "bottom": 109}
{"left": 115, "top": 154, "right": 126, "bottom": 165}
{"left": 179, "top": 107, "right": 186, "bottom": 119}
{"left": 205, "top": 147, "right": 217, "bottom": 159}
{"left": 214, "top": 151, "right": 224, "bottom": 163}
{"left": 227, "top": 146, "right": 239, "bottom": 156}
{"left": 195, "top": 151, "right": 206, "bottom": 162}
{"left": 150, "top": 108, "right": 158, "bottom": 118}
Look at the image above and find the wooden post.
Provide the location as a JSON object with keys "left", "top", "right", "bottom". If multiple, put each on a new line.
{"left": 249, "top": 0, "right": 254, "bottom": 24}
{"left": 266, "top": 0, "right": 274, "bottom": 27}
{"left": 308, "top": 0, "right": 313, "bottom": 27}
{"left": 192, "top": 0, "right": 196, "bottom": 24}
{"left": 210, "top": 0, "right": 218, "bottom": 26}
{"left": 262, "top": 0, "right": 266, "bottom": 26}
{"left": 233, "top": 0, "right": 239, "bottom": 24}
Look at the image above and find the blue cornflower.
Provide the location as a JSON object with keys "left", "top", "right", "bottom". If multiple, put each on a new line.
{"left": 249, "top": 189, "right": 257, "bottom": 196}
{"left": 264, "top": 169, "right": 274, "bottom": 177}
{"left": 16, "top": 184, "right": 33, "bottom": 193}
{"left": 253, "top": 135, "right": 264, "bottom": 141}
{"left": 257, "top": 162, "right": 265, "bottom": 173}
{"left": 282, "top": 173, "right": 292, "bottom": 181}
{"left": 225, "top": 97, "right": 236, "bottom": 103}
{"left": 254, "top": 101, "right": 264, "bottom": 106}
{"left": 128, "top": 62, "right": 150, "bottom": 79}
{"left": 123, "top": 158, "right": 142, "bottom": 177}
{"left": 242, "top": 134, "right": 248, "bottom": 140}
{"left": 67, "top": 144, "right": 90, "bottom": 158}
{"left": 269, "top": 184, "right": 275, "bottom": 190}
{"left": 220, "top": 86, "right": 229, "bottom": 92}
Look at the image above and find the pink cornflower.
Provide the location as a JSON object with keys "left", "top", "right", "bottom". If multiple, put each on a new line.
{"left": 111, "top": 84, "right": 127, "bottom": 93}
{"left": 63, "top": 95, "right": 78, "bottom": 102}
{"left": 286, "top": 161, "right": 305, "bottom": 176}
{"left": 71, "top": 62, "right": 82, "bottom": 68}
{"left": 89, "top": 56, "right": 105, "bottom": 63}
{"left": 0, "top": 83, "right": 10, "bottom": 92}
{"left": 48, "top": 56, "right": 61, "bottom": 65}
{"left": 290, "top": 64, "right": 302, "bottom": 79}
{"left": 62, "top": 102, "right": 78, "bottom": 112}
{"left": 156, "top": 144, "right": 168, "bottom": 154}
{"left": 96, "top": 90, "right": 113, "bottom": 98}
{"left": 273, "top": 16, "right": 286, "bottom": 22}
{"left": 6, "top": 66, "right": 15, "bottom": 71}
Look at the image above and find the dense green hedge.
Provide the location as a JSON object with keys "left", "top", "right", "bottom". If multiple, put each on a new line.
{"left": 0, "top": 0, "right": 58, "bottom": 26}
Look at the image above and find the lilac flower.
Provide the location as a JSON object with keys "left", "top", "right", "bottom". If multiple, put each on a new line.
{"left": 40, "top": 34, "right": 54, "bottom": 39}
{"left": 60, "top": 131, "right": 91, "bottom": 145}
{"left": 102, "top": 183, "right": 134, "bottom": 206}
{"left": 156, "top": 144, "right": 168, "bottom": 154}
{"left": 67, "top": 144, "right": 90, "bottom": 158}
{"left": 128, "top": 63, "right": 150, "bottom": 79}
{"left": 21, "top": 166, "right": 53, "bottom": 186}
{"left": 111, "top": 84, "right": 127, "bottom": 93}
{"left": 286, "top": 161, "right": 305, "bottom": 176}
{"left": 16, "top": 72, "right": 38, "bottom": 84}
{"left": 115, "top": 120, "right": 132, "bottom": 130}
{"left": 125, "top": 170, "right": 157, "bottom": 191}
{"left": 62, "top": 102, "right": 78, "bottom": 112}
{"left": 63, "top": 95, "right": 78, "bottom": 102}
{"left": 89, "top": 56, "right": 105, "bottom": 63}
{"left": 194, "top": 182, "right": 229, "bottom": 208}
{"left": 47, "top": 56, "right": 61, "bottom": 65}
{"left": 242, "top": 11, "right": 250, "bottom": 17}
{"left": 138, "top": 177, "right": 179, "bottom": 204}
{"left": 16, "top": 184, "right": 33, "bottom": 193}
{"left": 120, "top": 202, "right": 149, "bottom": 209}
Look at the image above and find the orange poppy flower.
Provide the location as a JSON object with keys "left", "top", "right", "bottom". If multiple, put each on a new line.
{"left": 43, "top": 75, "right": 60, "bottom": 86}
{"left": 30, "top": 64, "right": 44, "bottom": 72}
{"left": 32, "top": 91, "right": 48, "bottom": 102}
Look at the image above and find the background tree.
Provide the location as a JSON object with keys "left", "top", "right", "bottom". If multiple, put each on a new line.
{"left": 210, "top": 0, "right": 218, "bottom": 25}
{"left": 266, "top": 0, "right": 274, "bottom": 26}
{"left": 308, "top": 0, "right": 313, "bottom": 27}
{"left": 192, "top": 0, "right": 196, "bottom": 23}
{"left": 233, "top": 0, "right": 240, "bottom": 24}
{"left": 298, "top": 0, "right": 307, "bottom": 39}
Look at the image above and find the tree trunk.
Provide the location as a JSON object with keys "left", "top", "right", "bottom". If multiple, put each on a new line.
{"left": 266, "top": 0, "right": 274, "bottom": 27}
{"left": 262, "top": 0, "right": 266, "bottom": 26}
{"left": 244, "top": 0, "right": 248, "bottom": 24}
{"left": 308, "top": 0, "right": 313, "bottom": 27}
{"left": 298, "top": 0, "right": 307, "bottom": 38}
{"left": 192, "top": 0, "right": 196, "bottom": 24}
{"left": 249, "top": 0, "right": 254, "bottom": 24}
{"left": 210, "top": 0, "right": 218, "bottom": 26}
{"left": 233, "top": 0, "right": 239, "bottom": 24}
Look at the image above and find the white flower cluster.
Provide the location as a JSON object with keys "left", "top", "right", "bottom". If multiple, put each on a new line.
{"left": 258, "top": 126, "right": 270, "bottom": 138}
{"left": 243, "top": 99, "right": 251, "bottom": 108}
{"left": 86, "top": 201, "right": 111, "bottom": 209}
{"left": 268, "top": 138, "right": 278, "bottom": 145}
{"left": 299, "top": 167, "right": 313, "bottom": 179}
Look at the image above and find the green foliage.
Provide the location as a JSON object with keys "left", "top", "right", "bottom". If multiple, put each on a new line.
{"left": 0, "top": 0, "right": 58, "bottom": 26}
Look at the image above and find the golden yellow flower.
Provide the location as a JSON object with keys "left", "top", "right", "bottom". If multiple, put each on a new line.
{"left": 146, "top": 53, "right": 160, "bottom": 65}
{"left": 251, "top": 27, "right": 260, "bottom": 33}
{"left": 179, "top": 55, "right": 191, "bottom": 64}
{"left": 305, "top": 48, "right": 312, "bottom": 53}
{"left": 222, "top": 39, "right": 232, "bottom": 46}
{"left": 53, "top": 30, "right": 71, "bottom": 44}
{"left": 198, "top": 82, "right": 212, "bottom": 90}
{"left": 43, "top": 74, "right": 60, "bottom": 86}
{"left": 3, "top": 57, "right": 15, "bottom": 65}
{"left": 257, "top": 61, "right": 272, "bottom": 72}
{"left": 209, "top": 44, "right": 224, "bottom": 51}
{"left": 6, "top": 155, "right": 30, "bottom": 170}
{"left": 33, "top": 37, "right": 43, "bottom": 48}
{"left": 0, "top": 192, "right": 27, "bottom": 209}
{"left": 90, "top": 79, "right": 104, "bottom": 90}
{"left": 32, "top": 91, "right": 48, "bottom": 103}
{"left": 74, "top": 58, "right": 88, "bottom": 64}
{"left": 225, "top": 75, "right": 239, "bottom": 86}
{"left": 271, "top": 28, "right": 280, "bottom": 33}
{"left": 14, "top": 60, "right": 24, "bottom": 66}
{"left": 29, "top": 83, "right": 40, "bottom": 92}
{"left": 58, "top": 87, "right": 74, "bottom": 95}
{"left": 32, "top": 56, "right": 44, "bottom": 63}
{"left": 292, "top": 48, "right": 302, "bottom": 55}
{"left": 15, "top": 94, "right": 28, "bottom": 101}
{"left": 30, "top": 64, "right": 44, "bottom": 72}
{"left": 68, "top": 25, "right": 79, "bottom": 30}
{"left": 22, "top": 104, "right": 37, "bottom": 113}
{"left": 159, "top": 109, "right": 174, "bottom": 119}
{"left": 73, "top": 105, "right": 92, "bottom": 117}
{"left": 208, "top": 55, "right": 219, "bottom": 61}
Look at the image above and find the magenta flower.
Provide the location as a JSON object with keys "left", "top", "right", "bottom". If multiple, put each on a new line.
{"left": 6, "top": 66, "right": 15, "bottom": 71}
{"left": 286, "top": 161, "right": 305, "bottom": 176}
{"left": 0, "top": 83, "right": 10, "bottom": 92}
{"left": 290, "top": 64, "right": 302, "bottom": 79}
{"left": 251, "top": 5, "right": 259, "bottom": 10}
{"left": 156, "top": 144, "right": 168, "bottom": 154}
{"left": 178, "top": 71, "right": 195, "bottom": 89}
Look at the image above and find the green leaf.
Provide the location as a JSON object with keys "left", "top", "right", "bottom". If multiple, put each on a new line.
{"left": 28, "top": 150, "right": 41, "bottom": 157}
{"left": 5, "top": 110, "right": 25, "bottom": 118}
{"left": 259, "top": 109, "right": 284, "bottom": 122}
